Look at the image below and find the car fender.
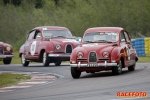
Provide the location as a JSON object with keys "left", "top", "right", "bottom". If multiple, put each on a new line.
{"left": 111, "top": 47, "right": 125, "bottom": 63}
{"left": 38, "top": 41, "right": 54, "bottom": 54}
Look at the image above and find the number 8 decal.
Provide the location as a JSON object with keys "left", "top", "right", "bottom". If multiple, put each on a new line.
{"left": 30, "top": 41, "right": 36, "bottom": 56}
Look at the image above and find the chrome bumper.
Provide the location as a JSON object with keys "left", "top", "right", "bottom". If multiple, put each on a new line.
{"left": 0, "top": 55, "right": 14, "bottom": 58}
{"left": 48, "top": 53, "right": 71, "bottom": 57}
{"left": 70, "top": 61, "right": 117, "bottom": 68}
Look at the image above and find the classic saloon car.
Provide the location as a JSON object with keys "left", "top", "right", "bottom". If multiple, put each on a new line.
{"left": 0, "top": 41, "right": 14, "bottom": 64}
{"left": 70, "top": 27, "right": 138, "bottom": 78}
{"left": 19, "top": 26, "right": 79, "bottom": 67}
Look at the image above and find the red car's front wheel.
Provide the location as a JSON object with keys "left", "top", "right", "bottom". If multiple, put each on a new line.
{"left": 21, "top": 54, "right": 29, "bottom": 67}
{"left": 71, "top": 67, "right": 81, "bottom": 79}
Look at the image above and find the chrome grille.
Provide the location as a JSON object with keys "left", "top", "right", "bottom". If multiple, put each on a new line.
{"left": 89, "top": 52, "right": 97, "bottom": 62}
{"left": 66, "top": 44, "right": 72, "bottom": 53}
{"left": 0, "top": 46, "right": 3, "bottom": 55}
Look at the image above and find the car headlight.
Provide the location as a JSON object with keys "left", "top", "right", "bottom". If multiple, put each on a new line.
{"left": 56, "top": 44, "right": 61, "bottom": 50}
{"left": 6, "top": 46, "right": 11, "bottom": 51}
{"left": 77, "top": 51, "right": 84, "bottom": 58}
{"left": 102, "top": 51, "right": 109, "bottom": 58}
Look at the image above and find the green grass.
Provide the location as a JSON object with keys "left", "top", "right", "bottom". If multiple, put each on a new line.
{"left": 0, "top": 73, "right": 31, "bottom": 88}
{"left": 11, "top": 51, "right": 21, "bottom": 64}
{"left": 137, "top": 55, "right": 150, "bottom": 62}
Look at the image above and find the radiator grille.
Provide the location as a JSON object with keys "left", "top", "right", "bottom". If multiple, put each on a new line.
{"left": 89, "top": 52, "right": 97, "bottom": 62}
{"left": 66, "top": 44, "right": 72, "bottom": 53}
{"left": 0, "top": 46, "right": 3, "bottom": 55}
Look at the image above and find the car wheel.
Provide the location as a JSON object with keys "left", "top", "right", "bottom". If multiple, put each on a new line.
{"left": 3, "top": 58, "right": 12, "bottom": 64}
{"left": 128, "top": 60, "right": 136, "bottom": 71}
{"left": 71, "top": 67, "right": 81, "bottom": 79}
{"left": 42, "top": 51, "right": 50, "bottom": 66}
{"left": 54, "top": 61, "right": 62, "bottom": 66}
{"left": 21, "top": 54, "right": 29, "bottom": 67}
{"left": 112, "top": 60, "right": 122, "bottom": 75}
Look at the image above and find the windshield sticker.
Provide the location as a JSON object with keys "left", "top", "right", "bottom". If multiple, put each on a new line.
{"left": 100, "top": 32, "right": 104, "bottom": 35}
{"left": 43, "top": 28, "right": 47, "bottom": 30}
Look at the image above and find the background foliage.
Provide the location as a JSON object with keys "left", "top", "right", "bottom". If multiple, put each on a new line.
{"left": 0, "top": 0, "right": 150, "bottom": 51}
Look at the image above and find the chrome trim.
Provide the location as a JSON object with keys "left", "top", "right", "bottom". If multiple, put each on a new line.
{"left": 48, "top": 53, "right": 71, "bottom": 57}
{"left": 70, "top": 62, "right": 117, "bottom": 67}
{"left": 104, "top": 61, "right": 107, "bottom": 67}
{"left": 0, "top": 55, "right": 14, "bottom": 58}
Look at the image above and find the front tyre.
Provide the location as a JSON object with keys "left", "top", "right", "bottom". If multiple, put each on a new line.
{"left": 71, "top": 67, "right": 81, "bottom": 79}
{"left": 112, "top": 60, "right": 122, "bottom": 75}
{"left": 42, "top": 51, "right": 50, "bottom": 66}
{"left": 21, "top": 54, "right": 29, "bottom": 67}
{"left": 3, "top": 58, "right": 12, "bottom": 64}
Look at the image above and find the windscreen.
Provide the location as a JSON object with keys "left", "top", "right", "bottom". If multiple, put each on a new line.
{"left": 43, "top": 30, "right": 73, "bottom": 38}
{"left": 83, "top": 32, "right": 119, "bottom": 43}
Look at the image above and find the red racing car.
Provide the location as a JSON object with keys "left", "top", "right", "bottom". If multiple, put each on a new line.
{"left": 0, "top": 41, "right": 14, "bottom": 64}
{"left": 19, "top": 26, "right": 79, "bottom": 67}
{"left": 70, "top": 27, "right": 138, "bottom": 78}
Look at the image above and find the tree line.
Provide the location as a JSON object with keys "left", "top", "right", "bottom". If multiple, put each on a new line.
{"left": 0, "top": 0, "right": 150, "bottom": 50}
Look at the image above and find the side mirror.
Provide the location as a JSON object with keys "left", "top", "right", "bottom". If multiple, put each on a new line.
{"left": 76, "top": 37, "right": 82, "bottom": 42}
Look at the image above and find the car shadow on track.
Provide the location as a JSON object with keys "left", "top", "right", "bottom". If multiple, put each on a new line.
{"left": 80, "top": 69, "right": 134, "bottom": 79}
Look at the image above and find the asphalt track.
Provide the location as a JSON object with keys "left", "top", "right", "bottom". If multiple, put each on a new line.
{"left": 0, "top": 63, "right": 150, "bottom": 100}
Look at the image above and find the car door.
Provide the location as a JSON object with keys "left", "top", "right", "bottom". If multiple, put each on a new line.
{"left": 124, "top": 31, "right": 134, "bottom": 66}
{"left": 120, "top": 31, "right": 131, "bottom": 67}
{"left": 24, "top": 30, "right": 36, "bottom": 59}
{"left": 30, "top": 30, "right": 42, "bottom": 58}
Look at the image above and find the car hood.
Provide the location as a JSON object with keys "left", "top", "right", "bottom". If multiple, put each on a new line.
{"left": 74, "top": 43, "right": 117, "bottom": 58}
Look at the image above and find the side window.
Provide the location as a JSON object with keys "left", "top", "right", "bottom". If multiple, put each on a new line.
{"left": 124, "top": 31, "right": 130, "bottom": 42}
{"left": 120, "top": 32, "right": 126, "bottom": 42}
{"left": 28, "top": 30, "right": 35, "bottom": 40}
{"left": 34, "top": 30, "right": 41, "bottom": 39}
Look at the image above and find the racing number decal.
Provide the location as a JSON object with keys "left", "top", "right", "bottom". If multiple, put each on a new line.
{"left": 30, "top": 41, "right": 36, "bottom": 56}
{"left": 126, "top": 47, "right": 131, "bottom": 60}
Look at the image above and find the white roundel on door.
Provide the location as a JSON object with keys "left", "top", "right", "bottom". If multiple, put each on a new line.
{"left": 30, "top": 41, "right": 36, "bottom": 56}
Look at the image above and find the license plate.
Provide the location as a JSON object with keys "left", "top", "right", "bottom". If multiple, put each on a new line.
{"left": 87, "top": 63, "right": 98, "bottom": 67}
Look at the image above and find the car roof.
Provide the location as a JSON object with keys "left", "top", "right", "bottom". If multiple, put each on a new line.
{"left": 85, "top": 27, "right": 124, "bottom": 33}
{"left": 33, "top": 26, "right": 69, "bottom": 30}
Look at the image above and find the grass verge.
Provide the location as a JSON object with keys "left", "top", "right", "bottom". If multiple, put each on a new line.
{"left": 0, "top": 73, "right": 31, "bottom": 88}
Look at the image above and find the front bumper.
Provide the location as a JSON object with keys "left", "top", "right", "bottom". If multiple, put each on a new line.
{"left": 48, "top": 53, "right": 71, "bottom": 57}
{"left": 70, "top": 61, "right": 117, "bottom": 68}
{"left": 0, "top": 55, "right": 14, "bottom": 58}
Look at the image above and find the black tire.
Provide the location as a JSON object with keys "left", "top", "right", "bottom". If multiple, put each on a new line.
{"left": 42, "top": 51, "right": 50, "bottom": 66}
{"left": 3, "top": 58, "right": 12, "bottom": 64}
{"left": 128, "top": 60, "right": 136, "bottom": 71}
{"left": 71, "top": 67, "right": 81, "bottom": 79}
{"left": 54, "top": 61, "right": 62, "bottom": 66}
{"left": 21, "top": 54, "right": 29, "bottom": 67}
{"left": 112, "top": 60, "right": 122, "bottom": 75}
